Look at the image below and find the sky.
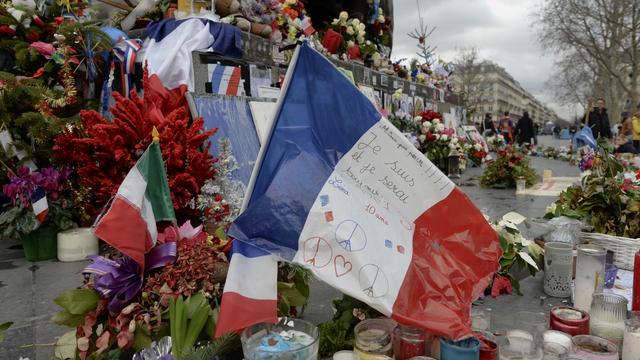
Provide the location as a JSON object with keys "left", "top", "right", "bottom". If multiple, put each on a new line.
{"left": 391, "top": 0, "right": 580, "bottom": 121}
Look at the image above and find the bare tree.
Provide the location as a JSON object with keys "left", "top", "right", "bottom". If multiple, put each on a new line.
{"left": 536, "top": 0, "right": 640, "bottom": 124}
{"left": 451, "top": 47, "right": 491, "bottom": 122}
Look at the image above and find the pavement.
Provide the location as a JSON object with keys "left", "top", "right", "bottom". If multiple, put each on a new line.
{"left": 0, "top": 136, "right": 578, "bottom": 359}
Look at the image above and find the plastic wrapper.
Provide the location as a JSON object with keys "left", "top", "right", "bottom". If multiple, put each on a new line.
{"left": 544, "top": 217, "right": 584, "bottom": 245}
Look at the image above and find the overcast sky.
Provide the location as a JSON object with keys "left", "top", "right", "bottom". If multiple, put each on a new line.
{"left": 391, "top": 0, "right": 580, "bottom": 120}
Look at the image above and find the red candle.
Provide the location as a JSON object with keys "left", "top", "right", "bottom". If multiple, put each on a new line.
{"left": 633, "top": 251, "right": 640, "bottom": 311}
{"left": 549, "top": 306, "right": 590, "bottom": 336}
{"left": 479, "top": 338, "right": 497, "bottom": 360}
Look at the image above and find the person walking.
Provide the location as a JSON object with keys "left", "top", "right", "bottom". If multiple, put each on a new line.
{"left": 498, "top": 111, "right": 514, "bottom": 144}
{"left": 515, "top": 111, "right": 535, "bottom": 146}
{"left": 482, "top": 112, "right": 495, "bottom": 137}
{"left": 631, "top": 105, "right": 640, "bottom": 151}
{"left": 588, "top": 98, "right": 613, "bottom": 139}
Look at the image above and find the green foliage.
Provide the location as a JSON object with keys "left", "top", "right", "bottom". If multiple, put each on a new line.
{"left": 480, "top": 147, "right": 538, "bottom": 188}
{"left": 0, "top": 206, "right": 39, "bottom": 240}
{"left": 318, "top": 295, "right": 382, "bottom": 358}
{"left": 53, "top": 288, "right": 100, "bottom": 315}
{"left": 51, "top": 309, "right": 85, "bottom": 327}
{"left": 277, "top": 263, "right": 312, "bottom": 317}
{"left": 0, "top": 321, "right": 12, "bottom": 343}
{"left": 169, "top": 294, "right": 213, "bottom": 360}
{"left": 181, "top": 333, "right": 242, "bottom": 360}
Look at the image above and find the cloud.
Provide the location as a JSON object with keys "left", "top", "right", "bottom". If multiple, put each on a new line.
{"left": 391, "top": 0, "right": 575, "bottom": 119}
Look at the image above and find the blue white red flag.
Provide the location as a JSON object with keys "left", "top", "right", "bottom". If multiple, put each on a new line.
{"left": 30, "top": 187, "right": 48, "bottom": 223}
{"left": 218, "top": 43, "right": 501, "bottom": 340}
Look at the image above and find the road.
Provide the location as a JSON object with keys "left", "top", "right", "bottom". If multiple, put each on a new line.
{"left": 0, "top": 137, "right": 579, "bottom": 359}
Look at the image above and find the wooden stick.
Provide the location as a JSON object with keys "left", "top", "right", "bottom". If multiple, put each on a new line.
{"left": 96, "top": 0, "right": 134, "bottom": 12}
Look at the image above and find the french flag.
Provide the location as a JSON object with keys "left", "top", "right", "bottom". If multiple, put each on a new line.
{"left": 215, "top": 240, "right": 277, "bottom": 337}
{"left": 31, "top": 187, "right": 48, "bottom": 223}
{"left": 207, "top": 64, "right": 244, "bottom": 96}
{"left": 220, "top": 43, "right": 502, "bottom": 340}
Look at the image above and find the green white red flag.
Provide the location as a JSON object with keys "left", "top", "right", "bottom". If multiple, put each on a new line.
{"left": 93, "top": 135, "right": 175, "bottom": 268}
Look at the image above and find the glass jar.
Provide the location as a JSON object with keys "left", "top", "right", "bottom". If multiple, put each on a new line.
{"left": 354, "top": 319, "right": 394, "bottom": 360}
{"left": 571, "top": 335, "right": 618, "bottom": 360}
{"left": 542, "top": 330, "right": 571, "bottom": 360}
{"left": 439, "top": 337, "right": 480, "bottom": 360}
{"left": 544, "top": 242, "right": 573, "bottom": 298}
{"left": 589, "top": 293, "right": 628, "bottom": 351}
{"left": 241, "top": 318, "right": 319, "bottom": 360}
{"left": 622, "top": 318, "right": 640, "bottom": 360}
{"left": 499, "top": 329, "right": 543, "bottom": 359}
{"left": 393, "top": 324, "right": 426, "bottom": 360}
{"left": 574, "top": 244, "right": 606, "bottom": 311}
{"left": 471, "top": 308, "right": 491, "bottom": 331}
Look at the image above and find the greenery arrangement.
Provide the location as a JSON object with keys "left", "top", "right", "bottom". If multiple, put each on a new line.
{"left": 480, "top": 147, "right": 538, "bottom": 188}
{"left": 545, "top": 142, "right": 640, "bottom": 238}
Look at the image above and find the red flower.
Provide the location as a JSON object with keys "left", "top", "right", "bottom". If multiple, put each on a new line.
{"left": 54, "top": 17, "right": 64, "bottom": 26}
{"left": 26, "top": 30, "right": 40, "bottom": 43}
{"left": 213, "top": 194, "right": 223, "bottom": 202}
{"left": 635, "top": 170, "right": 640, "bottom": 180}
{"left": 491, "top": 274, "right": 512, "bottom": 298}
{"left": 33, "top": 15, "right": 45, "bottom": 27}
{"left": 31, "top": 67, "right": 45, "bottom": 78}
{"left": 0, "top": 25, "right": 16, "bottom": 36}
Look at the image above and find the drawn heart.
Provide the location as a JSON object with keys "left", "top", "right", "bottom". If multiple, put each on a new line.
{"left": 334, "top": 255, "right": 352, "bottom": 277}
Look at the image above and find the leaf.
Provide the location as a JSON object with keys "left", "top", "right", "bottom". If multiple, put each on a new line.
{"left": 518, "top": 251, "right": 539, "bottom": 271}
{"left": 0, "top": 321, "right": 12, "bottom": 343}
{"left": 53, "top": 288, "right": 100, "bottom": 315}
{"left": 503, "top": 212, "right": 526, "bottom": 224}
{"left": 499, "top": 234, "right": 510, "bottom": 252}
{"left": 215, "top": 227, "right": 228, "bottom": 241}
{"left": 54, "top": 330, "right": 76, "bottom": 359}
{"left": 132, "top": 321, "right": 152, "bottom": 351}
{"left": 51, "top": 310, "right": 85, "bottom": 327}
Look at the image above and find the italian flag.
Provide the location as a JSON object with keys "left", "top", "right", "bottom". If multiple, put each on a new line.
{"left": 93, "top": 137, "right": 175, "bottom": 268}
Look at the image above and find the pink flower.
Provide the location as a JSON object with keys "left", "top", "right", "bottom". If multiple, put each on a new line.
{"left": 29, "top": 41, "right": 56, "bottom": 59}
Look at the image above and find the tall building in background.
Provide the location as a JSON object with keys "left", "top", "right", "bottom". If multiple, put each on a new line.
{"left": 452, "top": 61, "right": 562, "bottom": 126}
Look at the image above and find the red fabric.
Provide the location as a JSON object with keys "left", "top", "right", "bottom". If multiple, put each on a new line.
{"left": 214, "top": 292, "right": 277, "bottom": 338}
{"left": 391, "top": 188, "right": 501, "bottom": 341}
{"left": 94, "top": 196, "right": 152, "bottom": 267}
{"left": 322, "top": 29, "right": 342, "bottom": 54}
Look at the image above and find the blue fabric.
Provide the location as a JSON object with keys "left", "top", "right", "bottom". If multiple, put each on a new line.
{"left": 573, "top": 126, "right": 598, "bottom": 150}
{"left": 232, "top": 239, "right": 270, "bottom": 259}
{"left": 146, "top": 19, "right": 242, "bottom": 58}
{"left": 228, "top": 43, "right": 381, "bottom": 259}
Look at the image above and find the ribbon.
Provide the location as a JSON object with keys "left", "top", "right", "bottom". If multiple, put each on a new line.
{"left": 144, "top": 242, "right": 177, "bottom": 273}
{"left": 84, "top": 255, "right": 143, "bottom": 314}
{"left": 111, "top": 36, "right": 141, "bottom": 98}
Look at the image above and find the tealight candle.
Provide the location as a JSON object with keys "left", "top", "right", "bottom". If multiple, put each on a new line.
{"left": 549, "top": 306, "right": 590, "bottom": 336}
{"left": 354, "top": 319, "right": 394, "bottom": 360}
{"left": 572, "top": 335, "right": 618, "bottom": 360}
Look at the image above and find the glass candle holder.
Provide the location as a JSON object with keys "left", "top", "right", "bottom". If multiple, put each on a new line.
{"left": 354, "top": 319, "right": 394, "bottom": 360}
{"left": 549, "top": 306, "right": 590, "bottom": 336}
{"left": 479, "top": 334, "right": 497, "bottom": 360}
{"left": 571, "top": 335, "right": 618, "bottom": 360}
{"left": 516, "top": 177, "right": 527, "bottom": 194}
{"left": 393, "top": 324, "right": 426, "bottom": 360}
{"left": 439, "top": 337, "right": 480, "bottom": 360}
{"left": 542, "top": 330, "right": 571, "bottom": 360}
{"left": 514, "top": 311, "right": 548, "bottom": 345}
{"left": 589, "top": 293, "right": 628, "bottom": 351}
{"left": 544, "top": 242, "right": 574, "bottom": 298}
{"left": 622, "top": 318, "right": 640, "bottom": 360}
{"left": 574, "top": 244, "right": 606, "bottom": 311}
{"left": 500, "top": 330, "right": 543, "bottom": 359}
{"left": 241, "top": 318, "right": 319, "bottom": 360}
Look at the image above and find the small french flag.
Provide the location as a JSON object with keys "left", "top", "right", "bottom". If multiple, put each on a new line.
{"left": 31, "top": 187, "right": 48, "bottom": 223}
{"left": 208, "top": 64, "right": 244, "bottom": 96}
{"left": 214, "top": 240, "right": 278, "bottom": 337}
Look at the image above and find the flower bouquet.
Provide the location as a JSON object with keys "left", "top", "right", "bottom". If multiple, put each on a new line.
{"left": 480, "top": 146, "right": 538, "bottom": 188}
{"left": 466, "top": 141, "right": 487, "bottom": 166}
{"left": 0, "top": 165, "right": 76, "bottom": 260}
{"left": 413, "top": 110, "right": 467, "bottom": 172}
{"left": 489, "top": 212, "right": 543, "bottom": 297}
{"left": 272, "top": 0, "right": 314, "bottom": 45}
{"left": 486, "top": 134, "right": 506, "bottom": 152}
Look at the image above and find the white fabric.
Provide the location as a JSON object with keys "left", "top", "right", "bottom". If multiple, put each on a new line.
{"left": 142, "top": 19, "right": 215, "bottom": 91}
{"left": 115, "top": 165, "right": 158, "bottom": 245}
{"left": 224, "top": 252, "right": 278, "bottom": 300}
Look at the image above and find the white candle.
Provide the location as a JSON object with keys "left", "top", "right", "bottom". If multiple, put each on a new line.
{"left": 622, "top": 319, "right": 640, "bottom": 360}
{"left": 57, "top": 227, "right": 99, "bottom": 262}
{"left": 506, "top": 329, "right": 534, "bottom": 354}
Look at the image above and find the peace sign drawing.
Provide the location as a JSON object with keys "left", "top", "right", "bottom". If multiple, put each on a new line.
{"left": 335, "top": 220, "right": 367, "bottom": 252}
{"left": 359, "top": 264, "right": 389, "bottom": 298}
{"left": 302, "top": 237, "right": 332, "bottom": 268}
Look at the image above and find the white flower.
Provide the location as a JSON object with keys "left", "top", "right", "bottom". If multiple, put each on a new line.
{"left": 293, "top": 18, "right": 302, "bottom": 28}
{"left": 331, "top": 18, "right": 340, "bottom": 25}
{"left": 357, "top": 35, "right": 365, "bottom": 44}
{"left": 346, "top": 26, "right": 355, "bottom": 35}
{"left": 449, "top": 143, "right": 457, "bottom": 149}
{"left": 357, "top": 23, "right": 366, "bottom": 32}
{"left": 286, "top": 0, "right": 296, "bottom": 4}
{"left": 441, "top": 135, "right": 449, "bottom": 141}
{"left": 359, "top": 30, "right": 366, "bottom": 37}
{"left": 546, "top": 202, "right": 557, "bottom": 215}
{"left": 423, "top": 121, "right": 432, "bottom": 128}
{"left": 418, "top": 134, "right": 426, "bottom": 142}
{"left": 347, "top": 40, "right": 355, "bottom": 48}
{"left": 378, "top": 8, "right": 384, "bottom": 15}
{"left": 366, "top": 40, "right": 371, "bottom": 45}
{"left": 474, "top": 143, "right": 482, "bottom": 151}
{"left": 352, "top": 19, "right": 361, "bottom": 27}
{"left": 435, "top": 134, "right": 441, "bottom": 140}
{"left": 451, "top": 137, "right": 458, "bottom": 144}
{"left": 432, "top": 118, "right": 441, "bottom": 124}
{"left": 436, "top": 123, "right": 445, "bottom": 131}
{"left": 414, "top": 116, "right": 423, "bottom": 123}
{"left": 377, "top": 15, "right": 385, "bottom": 23}
{"left": 339, "top": 11, "right": 349, "bottom": 21}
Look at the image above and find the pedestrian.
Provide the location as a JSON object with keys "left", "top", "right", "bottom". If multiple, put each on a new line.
{"left": 533, "top": 122, "right": 539, "bottom": 145}
{"left": 482, "top": 112, "right": 495, "bottom": 137}
{"left": 615, "top": 116, "right": 637, "bottom": 154}
{"left": 588, "top": 98, "right": 613, "bottom": 139}
{"left": 498, "top": 111, "right": 514, "bottom": 144}
{"left": 631, "top": 105, "right": 640, "bottom": 151}
{"left": 515, "top": 110, "right": 535, "bottom": 146}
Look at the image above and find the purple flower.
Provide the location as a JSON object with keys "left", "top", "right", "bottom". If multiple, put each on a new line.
{"left": 83, "top": 256, "right": 143, "bottom": 314}
{"left": 2, "top": 166, "right": 38, "bottom": 208}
